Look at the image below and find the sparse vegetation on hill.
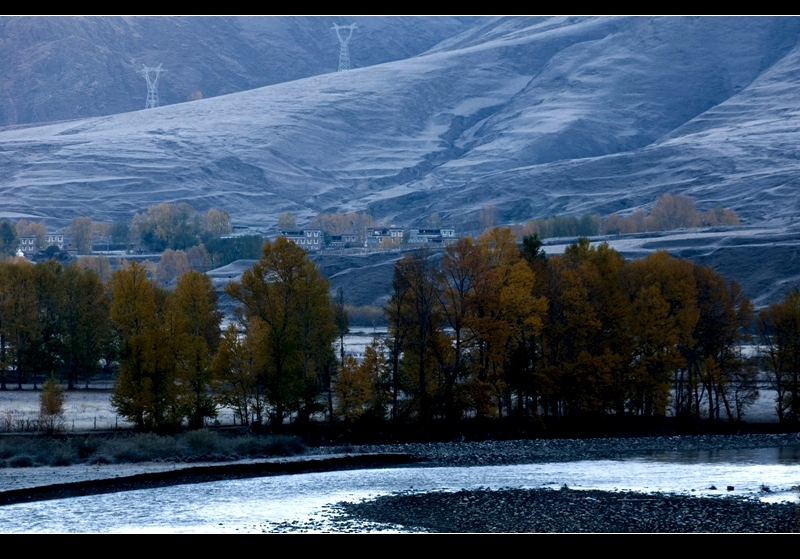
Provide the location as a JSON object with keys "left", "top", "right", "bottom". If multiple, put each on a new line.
{"left": 510, "top": 194, "right": 741, "bottom": 241}
{"left": 308, "top": 212, "right": 376, "bottom": 245}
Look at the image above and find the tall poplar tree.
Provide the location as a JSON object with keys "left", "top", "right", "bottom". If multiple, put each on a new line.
{"left": 392, "top": 250, "right": 442, "bottom": 424}
{"left": 174, "top": 270, "right": 222, "bottom": 429}
{"left": 0, "top": 261, "right": 38, "bottom": 389}
{"left": 110, "top": 262, "right": 182, "bottom": 430}
{"left": 60, "top": 263, "right": 112, "bottom": 389}
{"left": 225, "top": 237, "right": 336, "bottom": 427}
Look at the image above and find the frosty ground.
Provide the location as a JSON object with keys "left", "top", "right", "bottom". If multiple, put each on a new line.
{"left": 0, "top": 380, "right": 783, "bottom": 434}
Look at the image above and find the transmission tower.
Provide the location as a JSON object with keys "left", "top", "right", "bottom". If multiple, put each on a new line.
{"left": 138, "top": 64, "right": 166, "bottom": 109}
{"left": 331, "top": 23, "right": 357, "bottom": 72}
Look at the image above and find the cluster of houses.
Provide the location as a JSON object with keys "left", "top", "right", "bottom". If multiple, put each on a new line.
{"left": 14, "top": 222, "right": 458, "bottom": 260}
{"left": 278, "top": 227, "right": 458, "bottom": 251}
{"left": 16, "top": 232, "right": 67, "bottom": 257}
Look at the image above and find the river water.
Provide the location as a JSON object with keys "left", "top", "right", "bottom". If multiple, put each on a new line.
{"left": 1, "top": 447, "right": 798, "bottom": 533}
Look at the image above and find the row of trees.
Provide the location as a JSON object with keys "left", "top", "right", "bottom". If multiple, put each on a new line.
{"left": 73, "top": 235, "right": 265, "bottom": 288}
{"left": 131, "top": 204, "right": 231, "bottom": 252}
{"left": 0, "top": 255, "right": 227, "bottom": 430}
{"left": 0, "top": 259, "right": 113, "bottom": 390}
{"left": 109, "top": 237, "right": 336, "bottom": 430}
{"left": 0, "top": 205, "right": 233, "bottom": 259}
{"left": 360, "top": 229, "right": 759, "bottom": 426}
{"left": 0, "top": 239, "right": 338, "bottom": 431}
{"left": 110, "top": 264, "right": 222, "bottom": 430}
{"left": 508, "top": 194, "right": 741, "bottom": 241}
{"left": 106, "top": 234, "right": 797, "bottom": 430}
{"left": 3, "top": 229, "right": 800, "bottom": 431}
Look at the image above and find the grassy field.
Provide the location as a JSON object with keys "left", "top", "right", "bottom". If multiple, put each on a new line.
{"left": 0, "top": 388, "right": 251, "bottom": 432}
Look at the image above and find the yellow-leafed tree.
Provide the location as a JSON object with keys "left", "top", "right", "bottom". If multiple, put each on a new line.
{"left": 174, "top": 270, "right": 222, "bottom": 429}
{"left": 110, "top": 262, "right": 182, "bottom": 430}
{"left": 225, "top": 237, "right": 336, "bottom": 427}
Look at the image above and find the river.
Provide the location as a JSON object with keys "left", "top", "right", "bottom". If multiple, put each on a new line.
{"left": 1, "top": 447, "right": 798, "bottom": 533}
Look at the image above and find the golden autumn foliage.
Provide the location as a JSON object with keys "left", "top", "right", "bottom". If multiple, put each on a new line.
{"left": 211, "top": 322, "right": 265, "bottom": 426}
{"left": 110, "top": 263, "right": 222, "bottom": 430}
{"left": 225, "top": 237, "right": 337, "bottom": 427}
{"left": 334, "top": 355, "right": 372, "bottom": 422}
{"left": 0, "top": 218, "right": 761, "bottom": 434}
{"left": 173, "top": 270, "right": 222, "bottom": 428}
{"left": 384, "top": 230, "right": 756, "bottom": 425}
{"left": 110, "top": 262, "right": 178, "bottom": 430}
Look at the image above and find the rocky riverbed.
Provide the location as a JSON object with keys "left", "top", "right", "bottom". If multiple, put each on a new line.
{"left": 332, "top": 487, "right": 799, "bottom": 533}
{"left": 318, "top": 433, "right": 800, "bottom": 533}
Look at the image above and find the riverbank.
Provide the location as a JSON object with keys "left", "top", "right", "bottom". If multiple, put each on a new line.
{"left": 3, "top": 432, "right": 799, "bottom": 495}
{"left": 317, "top": 432, "right": 800, "bottom": 467}
{"left": 0, "top": 453, "right": 416, "bottom": 507}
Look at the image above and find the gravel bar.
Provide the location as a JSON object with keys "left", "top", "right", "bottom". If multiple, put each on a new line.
{"left": 319, "top": 433, "right": 800, "bottom": 533}
{"left": 333, "top": 487, "right": 799, "bottom": 533}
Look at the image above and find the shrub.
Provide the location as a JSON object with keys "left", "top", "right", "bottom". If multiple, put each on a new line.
{"left": 184, "top": 429, "right": 220, "bottom": 454}
{"left": 39, "top": 378, "right": 65, "bottom": 434}
{"left": 9, "top": 455, "right": 34, "bottom": 467}
{"left": 49, "top": 444, "right": 77, "bottom": 466}
{"left": 74, "top": 436, "right": 102, "bottom": 459}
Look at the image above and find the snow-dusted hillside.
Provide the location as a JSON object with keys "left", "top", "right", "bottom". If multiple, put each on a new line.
{"left": 1, "top": 16, "right": 799, "bottom": 232}
{"left": 0, "top": 16, "right": 475, "bottom": 127}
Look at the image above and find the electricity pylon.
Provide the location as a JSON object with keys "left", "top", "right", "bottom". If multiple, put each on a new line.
{"left": 331, "top": 23, "right": 357, "bottom": 72}
{"left": 138, "top": 64, "right": 166, "bottom": 109}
